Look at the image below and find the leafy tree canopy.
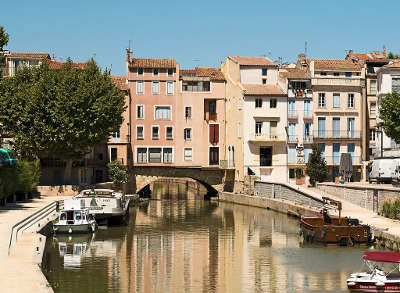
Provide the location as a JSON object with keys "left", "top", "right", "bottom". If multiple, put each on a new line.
{"left": 379, "top": 91, "right": 400, "bottom": 144}
{"left": 107, "top": 160, "right": 128, "bottom": 191}
{"left": 387, "top": 51, "right": 400, "bottom": 59}
{"left": 0, "top": 59, "right": 126, "bottom": 160}
{"left": 0, "top": 26, "right": 9, "bottom": 78}
{"left": 306, "top": 144, "right": 328, "bottom": 186}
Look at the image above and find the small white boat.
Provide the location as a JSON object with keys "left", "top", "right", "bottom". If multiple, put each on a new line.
{"left": 347, "top": 251, "right": 400, "bottom": 292}
{"left": 53, "top": 208, "right": 97, "bottom": 234}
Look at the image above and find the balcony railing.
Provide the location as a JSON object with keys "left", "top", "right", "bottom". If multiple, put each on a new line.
{"left": 303, "top": 111, "right": 313, "bottom": 119}
{"left": 323, "top": 155, "right": 362, "bottom": 165}
{"left": 288, "top": 111, "right": 298, "bottom": 119}
{"left": 288, "top": 135, "right": 298, "bottom": 143}
{"left": 249, "top": 133, "right": 286, "bottom": 142}
{"left": 219, "top": 160, "right": 235, "bottom": 169}
{"left": 313, "top": 130, "right": 362, "bottom": 139}
{"left": 288, "top": 89, "right": 313, "bottom": 98}
{"left": 312, "top": 78, "right": 362, "bottom": 87}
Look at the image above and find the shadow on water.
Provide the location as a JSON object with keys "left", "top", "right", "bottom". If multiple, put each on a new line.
{"left": 42, "top": 181, "right": 374, "bottom": 293}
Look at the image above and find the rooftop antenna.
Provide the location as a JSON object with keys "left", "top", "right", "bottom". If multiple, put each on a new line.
{"left": 128, "top": 40, "right": 132, "bottom": 52}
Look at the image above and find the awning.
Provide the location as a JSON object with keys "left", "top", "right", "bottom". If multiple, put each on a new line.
{"left": 363, "top": 252, "right": 400, "bottom": 263}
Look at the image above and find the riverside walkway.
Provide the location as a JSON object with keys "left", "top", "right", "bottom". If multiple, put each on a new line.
{"left": 0, "top": 195, "right": 69, "bottom": 293}
{"left": 294, "top": 184, "right": 400, "bottom": 244}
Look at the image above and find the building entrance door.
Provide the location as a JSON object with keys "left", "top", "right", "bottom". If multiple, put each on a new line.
{"left": 260, "top": 147, "right": 272, "bottom": 166}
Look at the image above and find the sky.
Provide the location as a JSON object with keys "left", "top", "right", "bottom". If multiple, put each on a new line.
{"left": 1, "top": 0, "right": 400, "bottom": 76}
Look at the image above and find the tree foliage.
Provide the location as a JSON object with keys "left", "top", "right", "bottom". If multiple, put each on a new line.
{"left": 0, "top": 60, "right": 126, "bottom": 160}
{"left": 107, "top": 160, "right": 128, "bottom": 191}
{"left": 387, "top": 51, "right": 400, "bottom": 59}
{"left": 306, "top": 144, "right": 328, "bottom": 186}
{"left": 379, "top": 91, "right": 400, "bottom": 144}
{"left": 0, "top": 26, "right": 9, "bottom": 78}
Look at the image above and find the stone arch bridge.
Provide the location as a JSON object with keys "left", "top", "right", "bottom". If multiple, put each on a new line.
{"left": 129, "top": 166, "right": 234, "bottom": 198}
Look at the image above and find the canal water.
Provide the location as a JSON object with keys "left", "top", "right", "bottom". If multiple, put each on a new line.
{"left": 42, "top": 181, "right": 370, "bottom": 293}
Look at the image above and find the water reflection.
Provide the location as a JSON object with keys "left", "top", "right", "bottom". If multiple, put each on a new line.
{"left": 43, "top": 183, "right": 367, "bottom": 293}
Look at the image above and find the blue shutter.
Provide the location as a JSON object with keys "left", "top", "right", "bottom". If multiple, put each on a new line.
{"left": 333, "top": 118, "right": 340, "bottom": 138}
{"left": 318, "top": 143, "right": 325, "bottom": 158}
{"left": 333, "top": 143, "right": 340, "bottom": 164}
{"left": 347, "top": 143, "right": 355, "bottom": 163}
{"left": 318, "top": 118, "right": 325, "bottom": 138}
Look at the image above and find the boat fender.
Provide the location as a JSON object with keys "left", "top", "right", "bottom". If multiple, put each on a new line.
{"left": 375, "top": 281, "right": 385, "bottom": 287}
{"left": 347, "top": 282, "right": 356, "bottom": 286}
{"left": 68, "top": 228, "right": 72, "bottom": 234}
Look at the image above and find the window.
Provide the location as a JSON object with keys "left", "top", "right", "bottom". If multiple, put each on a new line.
{"left": 163, "top": 148, "right": 173, "bottom": 163}
{"left": 136, "top": 105, "right": 144, "bottom": 119}
{"left": 318, "top": 143, "right": 325, "bottom": 158}
{"left": 370, "top": 129, "right": 376, "bottom": 141}
{"left": 185, "top": 106, "right": 192, "bottom": 119}
{"left": 111, "top": 130, "right": 120, "bottom": 138}
{"left": 255, "top": 98, "right": 262, "bottom": 108}
{"left": 333, "top": 93, "right": 340, "bottom": 108}
{"left": 288, "top": 146, "right": 296, "bottom": 164}
{"left": 333, "top": 143, "right": 340, "bottom": 164}
{"left": 270, "top": 121, "right": 277, "bottom": 138}
{"left": 370, "top": 102, "right": 376, "bottom": 117}
{"left": 209, "top": 147, "right": 219, "bottom": 165}
{"left": 209, "top": 124, "right": 219, "bottom": 144}
{"left": 262, "top": 79, "right": 267, "bottom": 84}
{"left": 153, "top": 68, "right": 159, "bottom": 76}
{"left": 152, "top": 126, "right": 159, "bottom": 140}
{"left": 270, "top": 99, "right": 277, "bottom": 108}
{"left": 184, "top": 148, "right": 192, "bottom": 161}
{"left": 318, "top": 93, "right": 326, "bottom": 108}
{"left": 320, "top": 72, "right": 327, "bottom": 76}
{"left": 260, "top": 147, "right": 272, "bottom": 166}
{"left": 288, "top": 123, "right": 296, "bottom": 142}
{"left": 184, "top": 128, "right": 192, "bottom": 141}
{"left": 347, "top": 143, "right": 355, "bottom": 163}
{"left": 205, "top": 100, "right": 217, "bottom": 120}
{"left": 333, "top": 72, "right": 340, "bottom": 76}
{"left": 255, "top": 121, "right": 262, "bottom": 135}
{"left": 152, "top": 81, "right": 160, "bottom": 94}
{"left": 289, "top": 168, "right": 295, "bottom": 179}
{"left": 167, "top": 81, "right": 174, "bottom": 95}
{"left": 149, "top": 148, "right": 162, "bottom": 163}
{"left": 167, "top": 68, "right": 173, "bottom": 76}
{"left": 136, "top": 126, "right": 144, "bottom": 140}
{"left": 137, "top": 81, "right": 144, "bottom": 94}
{"left": 392, "top": 78, "right": 400, "bottom": 92}
{"left": 111, "top": 148, "right": 117, "bottom": 161}
{"left": 333, "top": 118, "right": 340, "bottom": 138}
{"left": 370, "top": 80, "right": 377, "bottom": 95}
{"left": 262, "top": 68, "right": 267, "bottom": 76}
{"left": 138, "top": 68, "right": 143, "bottom": 75}
{"left": 137, "top": 148, "right": 147, "bottom": 163}
{"left": 347, "top": 93, "right": 354, "bottom": 108}
{"left": 347, "top": 118, "right": 355, "bottom": 138}
{"left": 237, "top": 122, "right": 242, "bottom": 138}
{"left": 166, "top": 126, "right": 173, "bottom": 140}
{"left": 154, "top": 106, "right": 171, "bottom": 120}
{"left": 345, "top": 72, "right": 352, "bottom": 78}
{"left": 318, "top": 117, "right": 326, "bottom": 138}
{"left": 182, "top": 81, "right": 210, "bottom": 92}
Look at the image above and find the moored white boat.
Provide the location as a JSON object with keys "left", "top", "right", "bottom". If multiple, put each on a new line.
{"left": 53, "top": 208, "right": 97, "bottom": 234}
{"left": 347, "top": 251, "right": 400, "bottom": 292}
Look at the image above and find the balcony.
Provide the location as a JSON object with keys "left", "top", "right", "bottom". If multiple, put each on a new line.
{"left": 303, "top": 135, "right": 314, "bottom": 143}
{"left": 288, "top": 89, "right": 313, "bottom": 98}
{"left": 313, "top": 130, "right": 362, "bottom": 140}
{"left": 303, "top": 111, "right": 313, "bottom": 119}
{"left": 248, "top": 133, "right": 286, "bottom": 143}
{"left": 288, "top": 111, "right": 298, "bottom": 120}
{"left": 287, "top": 135, "right": 298, "bottom": 143}
{"left": 219, "top": 160, "right": 235, "bottom": 169}
{"left": 312, "top": 78, "right": 362, "bottom": 87}
{"left": 323, "top": 155, "right": 362, "bottom": 166}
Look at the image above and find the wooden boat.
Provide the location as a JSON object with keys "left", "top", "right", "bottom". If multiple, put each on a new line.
{"left": 300, "top": 197, "right": 373, "bottom": 245}
{"left": 347, "top": 251, "right": 400, "bottom": 292}
{"left": 53, "top": 208, "right": 97, "bottom": 234}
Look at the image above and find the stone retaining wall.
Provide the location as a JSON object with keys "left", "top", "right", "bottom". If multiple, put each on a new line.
{"left": 316, "top": 183, "right": 400, "bottom": 211}
{"left": 254, "top": 181, "right": 324, "bottom": 210}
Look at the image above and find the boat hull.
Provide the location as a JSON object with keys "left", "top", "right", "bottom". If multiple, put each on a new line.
{"left": 54, "top": 223, "right": 97, "bottom": 234}
{"left": 348, "top": 282, "right": 400, "bottom": 292}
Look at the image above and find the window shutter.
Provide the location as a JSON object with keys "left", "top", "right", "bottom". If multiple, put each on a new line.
{"left": 215, "top": 125, "right": 219, "bottom": 144}
{"left": 209, "top": 125, "right": 214, "bottom": 143}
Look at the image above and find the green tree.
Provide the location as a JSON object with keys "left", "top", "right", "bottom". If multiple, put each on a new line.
{"left": 107, "top": 160, "right": 128, "bottom": 191}
{"left": 387, "top": 51, "right": 400, "bottom": 59}
{"left": 306, "top": 144, "right": 328, "bottom": 186}
{"left": 0, "top": 26, "right": 9, "bottom": 78}
{"left": 0, "top": 60, "right": 125, "bottom": 183}
{"left": 379, "top": 91, "right": 400, "bottom": 144}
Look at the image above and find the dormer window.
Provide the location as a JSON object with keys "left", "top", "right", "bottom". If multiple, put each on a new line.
{"left": 167, "top": 68, "right": 173, "bottom": 76}
{"left": 138, "top": 68, "right": 143, "bottom": 75}
{"left": 333, "top": 72, "right": 339, "bottom": 76}
{"left": 153, "top": 68, "right": 159, "bottom": 76}
{"left": 345, "top": 72, "right": 352, "bottom": 78}
{"left": 320, "top": 72, "right": 327, "bottom": 76}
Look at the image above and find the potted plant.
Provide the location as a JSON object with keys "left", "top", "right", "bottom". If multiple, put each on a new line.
{"left": 295, "top": 167, "right": 305, "bottom": 185}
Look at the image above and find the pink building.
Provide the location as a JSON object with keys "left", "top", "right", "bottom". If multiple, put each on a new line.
{"left": 126, "top": 50, "right": 226, "bottom": 168}
{"left": 176, "top": 68, "right": 226, "bottom": 166}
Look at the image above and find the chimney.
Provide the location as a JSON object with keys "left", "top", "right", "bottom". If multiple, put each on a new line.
{"left": 125, "top": 48, "right": 132, "bottom": 62}
{"left": 297, "top": 53, "right": 307, "bottom": 69}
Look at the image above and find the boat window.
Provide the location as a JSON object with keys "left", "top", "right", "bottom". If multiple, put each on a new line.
{"left": 75, "top": 212, "right": 82, "bottom": 221}
{"left": 67, "top": 211, "right": 74, "bottom": 221}
{"left": 60, "top": 213, "right": 66, "bottom": 220}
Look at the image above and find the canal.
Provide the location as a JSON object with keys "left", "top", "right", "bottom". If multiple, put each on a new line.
{"left": 42, "top": 181, "right": 369, "bottom": 293}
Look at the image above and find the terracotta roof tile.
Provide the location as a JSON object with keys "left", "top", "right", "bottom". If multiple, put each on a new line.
{"left": 48, "top": 60, "right": 87, "bottom": 70}
{"left": 111, "top": 76, "right": 129, "bottom": 90}
{"left": 309, "top": 59, "right": 363, "bottom": 71}
{"left": 243, "top": 84, "right": 284, "bottom": 96}
{"left": 229, "top": 56, "right": 276, "bottom": 66}
{"left": 129, "top": 58, "right": 176, "bottom": 69}
{"left": 8, "top": 52, "right": 50, "bottom": 59}
{"left": 279, "top": 68, "right": 310, "bottom": 79}
{"left": 180, "top": 68, "right": 225, "bottom": 81}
